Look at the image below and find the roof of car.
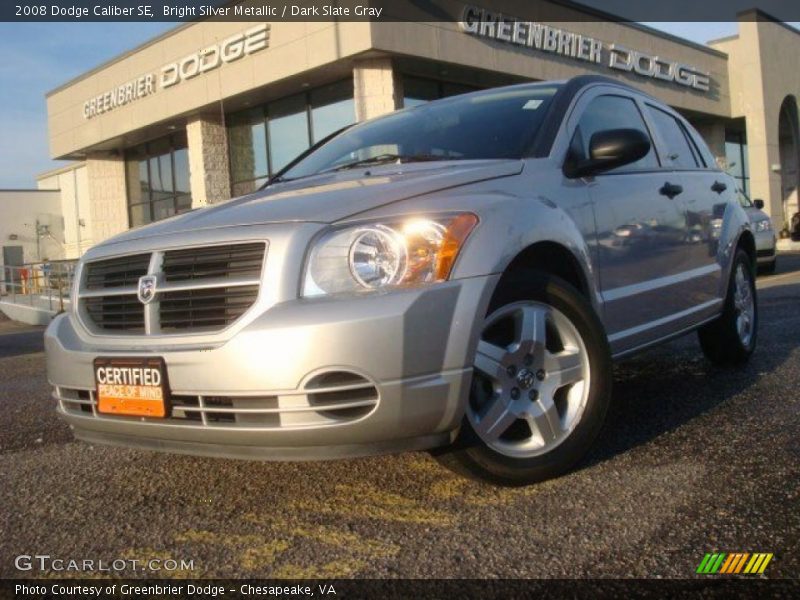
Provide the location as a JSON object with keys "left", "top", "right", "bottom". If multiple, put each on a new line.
{"left": 482, "top": 75, "right": 644, "bottom": 95}
{"left": 527, "top": 75, "right": 657, "bottom": 158}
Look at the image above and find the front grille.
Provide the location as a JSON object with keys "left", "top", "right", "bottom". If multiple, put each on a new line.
{"left": 84, "top": 254, "right": 150, "bottom": 289}
{"left": 84, "top": 296, "right": 145, "bottom": 332}
{"left": 79, "top": 242, "right": 266, "bottom": 335}
{"left": 163, "top": 243, "right": 264, "bottom": 282}
{"left": 55, "top": 371, "right": 379, "bottom": 429}
{"left": 159, "top": 285, "right": 259, "bottom": 331}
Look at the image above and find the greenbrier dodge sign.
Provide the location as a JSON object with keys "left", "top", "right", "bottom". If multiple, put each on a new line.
{"left": 82, "top": 24, "right": 270, "bottom": 119}
{"left": 459, "top": 5, "right": 711, "bottom": 92}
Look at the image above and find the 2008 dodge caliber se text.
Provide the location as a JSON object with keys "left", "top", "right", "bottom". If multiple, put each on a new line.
{"left": 45, "top": 76, "right": 758, "bottom": 485}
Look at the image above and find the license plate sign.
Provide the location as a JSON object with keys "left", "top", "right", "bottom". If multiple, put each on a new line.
{"left": 94, "top": 357, "right": 169, "bottom": 417}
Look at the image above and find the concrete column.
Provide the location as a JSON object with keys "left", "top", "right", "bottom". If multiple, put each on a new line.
{"left": 187, "top": 112, "right": 232, "bottom": 207}
{"left": 778, "top": 98, "right": 799, "bottom": 229}
{"left": 353, "top": 57, "right": 403, "bottom": 122}
{"left": 745, "top": 110, "right": 785, "bottom": 227}
{"left": 86, "top": 154, "right": 128, "bottom": 244}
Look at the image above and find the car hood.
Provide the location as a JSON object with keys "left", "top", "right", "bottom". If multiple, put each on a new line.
{"left": 101, "top": 159, "right": 523, "bottom": 246}
{"left": 744, "top": 207, "right": 770, "bottom": 224}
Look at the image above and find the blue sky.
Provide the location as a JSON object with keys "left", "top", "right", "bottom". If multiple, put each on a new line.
{"left": 0, "top": 21, "right": 787, "bottom": 188}
{"left": 0, "top": 22, "right": 174, "bottom": 188}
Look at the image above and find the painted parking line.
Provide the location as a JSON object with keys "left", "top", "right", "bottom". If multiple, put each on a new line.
{"left": 757, "top": 271, "right": 800, "bottom": 288}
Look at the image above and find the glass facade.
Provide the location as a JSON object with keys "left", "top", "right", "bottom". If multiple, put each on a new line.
{"left": 725, "top": 130, "right": 750, "bottom": 195}
{"left": 125, "top": 133, "right": 191, "bottom": 227}
{"left": 227, "top": 79, "right": 355, "bottom": 196}
{"left": 402, "top": 75, "right": 481, "bottom": 108}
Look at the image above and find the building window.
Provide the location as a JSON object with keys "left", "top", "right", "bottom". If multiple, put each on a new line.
{"left": 228, "top": 109, "right": 269, "bottom": 194}
{"left": 126, "top": 134, "right": 191, "bottom": 227}
{"left": 725, "top": 130, "right": 750, "bottom": 195}
{"left": 269, "top": 94, "right": 310, "bottom": 175}
{"left": 228, "top": 79, "right": 355, "bottom": 197}
{"left": 402, "top": 75, "right": 481, "bottom": 108}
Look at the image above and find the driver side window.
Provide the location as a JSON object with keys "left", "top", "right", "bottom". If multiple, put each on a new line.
{"left": 571, "top": 95, "right": 659, "bottom": 172}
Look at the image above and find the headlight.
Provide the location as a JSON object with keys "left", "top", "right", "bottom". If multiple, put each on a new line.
{"left": 303, "top": 213, "right": 478, "bottom": 297}
{"left": 349, "top": 225, "right": 407, "bottom": 288}
{"left": 755, "top": 219, "right": 772, "bottom": 232}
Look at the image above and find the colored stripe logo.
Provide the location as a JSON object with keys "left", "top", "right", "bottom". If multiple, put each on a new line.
{"left": 697, "top": 553, "right": 773, "bottom": 574}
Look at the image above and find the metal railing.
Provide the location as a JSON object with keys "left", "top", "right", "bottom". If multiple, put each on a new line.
{"left": 1, "top": 260, "right": 77, "bottom": 313}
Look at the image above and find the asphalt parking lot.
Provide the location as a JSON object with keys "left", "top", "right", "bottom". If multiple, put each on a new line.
{"left": 1, "top": 255, "right": 798, "bottom": 580}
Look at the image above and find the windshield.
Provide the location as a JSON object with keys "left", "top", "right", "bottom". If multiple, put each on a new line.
{"left": 279, "top": 84, "right": 560, "bottom": 180}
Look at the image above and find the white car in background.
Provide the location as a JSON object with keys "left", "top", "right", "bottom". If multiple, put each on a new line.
{"left": 737, "top": 189, "right": 777, "bottom": 274}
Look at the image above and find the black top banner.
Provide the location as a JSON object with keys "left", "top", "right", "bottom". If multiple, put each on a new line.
{"left": 2, "top": 0, "right": 800, "bottom": 23}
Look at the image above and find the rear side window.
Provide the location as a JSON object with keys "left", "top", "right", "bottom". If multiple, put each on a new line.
{"left": 646, "top": 106, "right": 703, "bottom": 169}
{"left": 571, "top": 95, "right": 658, "bottom": 171}
{"left": 684, "top": 125, "right": 715, "bottom": 168}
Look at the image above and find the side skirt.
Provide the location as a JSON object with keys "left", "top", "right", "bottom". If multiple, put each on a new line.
{"left": 611, "top": 313, "right": 721, "bottom": 361}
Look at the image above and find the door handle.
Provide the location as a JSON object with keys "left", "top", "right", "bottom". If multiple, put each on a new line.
{"left": 711, "top": 180, "right": 727, "bottom": 194}
{"left": 659, "top": 182, "right": 683, "bottom": 199}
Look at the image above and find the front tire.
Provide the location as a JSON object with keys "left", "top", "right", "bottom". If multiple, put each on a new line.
{"left": 434, "top": 272, "right": 612, "bottom": 486}
{"left": 698, "top": 249, "right": 758, "bottom": 365}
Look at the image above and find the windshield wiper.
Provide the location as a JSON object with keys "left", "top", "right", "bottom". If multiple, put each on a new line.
{"left": 260, "top": 172, "right": 314, "bottom": 187}
{"left": 262, "top": 154, "right": 465, "bottom": 189}
{"left": 324, "top": 153, "right": 460, "bottom": 173}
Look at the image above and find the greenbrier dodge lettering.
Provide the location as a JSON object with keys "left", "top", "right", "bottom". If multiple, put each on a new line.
{"left": 460, "top": 5, "right": 604, "bottom": 64}
{"left": 82, "top": 24, "right": 269, "bottom": 119}
{"left": 460, "top": 4, "right": 711, "bottom": 92}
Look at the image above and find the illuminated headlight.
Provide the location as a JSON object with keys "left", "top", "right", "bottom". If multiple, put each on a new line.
{"left": 303, "top": 213, "right": 478, "bottom": 297}
{"left": 755, "top": 219, "right": 773, "bottom": 232}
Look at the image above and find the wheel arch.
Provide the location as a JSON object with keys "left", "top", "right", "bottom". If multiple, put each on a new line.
{"left": 736, "top": 229, "right": 757, "bottom": 270}
{"left": 496, "top": 241, "right": 593, "bottom": 303}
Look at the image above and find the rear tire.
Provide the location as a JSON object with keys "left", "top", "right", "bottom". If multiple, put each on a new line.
{"left": 698, "top": 249, "right": 757, "bottom": 366}
{"left": 434, "top": 272, "right": 612, "bottom": 486}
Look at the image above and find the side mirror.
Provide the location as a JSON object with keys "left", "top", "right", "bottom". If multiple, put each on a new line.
{"left": 754, "top": 199, "right": 765, "bottom": 210}
{"left": 566, "top": 128, "right": 651, "bottom": 178}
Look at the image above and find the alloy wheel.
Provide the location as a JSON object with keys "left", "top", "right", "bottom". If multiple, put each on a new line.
{"left": 733, "top": 263, "right": 755, "bottom": 347}
{"left": 468, "top": 301, "right": 591, "bottom": 458}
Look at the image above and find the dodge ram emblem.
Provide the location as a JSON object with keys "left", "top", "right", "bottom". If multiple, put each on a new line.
{"left": 137, "top": 275, "right": 157, "bottom": 305}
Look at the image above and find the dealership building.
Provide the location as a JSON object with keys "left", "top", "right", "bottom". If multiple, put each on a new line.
{"left": 41, "top": 2, "right": 800, "bottom": 258}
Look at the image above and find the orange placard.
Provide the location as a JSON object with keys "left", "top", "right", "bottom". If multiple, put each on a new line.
{"left": 94, "top": 358, "right": 168, "bottom": 417}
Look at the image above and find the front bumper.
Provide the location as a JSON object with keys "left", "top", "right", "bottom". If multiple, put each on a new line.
{"left": 45, "top": 275, "right": 497, "bottom": 460}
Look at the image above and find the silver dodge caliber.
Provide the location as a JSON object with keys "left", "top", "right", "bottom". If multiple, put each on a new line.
{"left": 45, "top": 76, "right": 757, "bottom": 485}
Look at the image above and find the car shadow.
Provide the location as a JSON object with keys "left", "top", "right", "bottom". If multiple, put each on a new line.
{"left": 581, "top": 268, "right": 800, "bottom": 470}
